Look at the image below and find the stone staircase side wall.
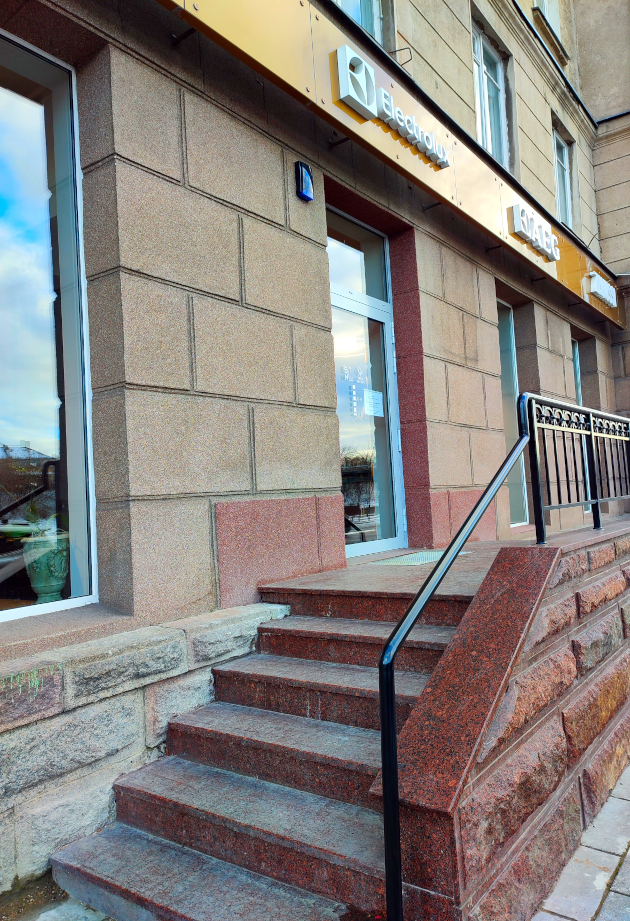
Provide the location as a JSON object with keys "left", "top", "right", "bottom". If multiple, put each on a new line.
{"left": 460, "top": 535, "right": 630, "bottom": 921}
{"left": 0, "top": 602, "right": 287, "bottom": 897}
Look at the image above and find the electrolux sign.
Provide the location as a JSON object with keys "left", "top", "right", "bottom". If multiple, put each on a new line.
{"left": 336, "top": 45, "right": 451, "bottom": 169}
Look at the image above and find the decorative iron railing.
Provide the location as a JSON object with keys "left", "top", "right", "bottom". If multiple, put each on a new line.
{"left": 378, "top": 392, "right": 630, "bottom": 920}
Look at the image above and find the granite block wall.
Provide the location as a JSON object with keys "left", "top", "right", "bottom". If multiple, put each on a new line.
{"left": 0, "top": 603, "right": 287, "bottom": 896}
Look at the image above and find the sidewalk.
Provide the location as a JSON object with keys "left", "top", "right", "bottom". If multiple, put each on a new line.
{"left": 534, "top": 765, "right": 630, "bottom": 920}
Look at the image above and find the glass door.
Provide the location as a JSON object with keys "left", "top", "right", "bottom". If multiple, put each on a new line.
{"left": 497, "top": 302, "right": 528, "bottom": 525}
{"left": 327, "top": 209, "right": 406, "bottom": 556}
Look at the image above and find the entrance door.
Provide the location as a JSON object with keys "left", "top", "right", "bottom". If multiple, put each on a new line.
{"left": 327, "top": 209, "right": 407, "bottom": 556}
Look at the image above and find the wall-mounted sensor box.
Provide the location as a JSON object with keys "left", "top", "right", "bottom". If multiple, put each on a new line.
{"left": 295, "top": 161, "right": 314, "bottom": 202}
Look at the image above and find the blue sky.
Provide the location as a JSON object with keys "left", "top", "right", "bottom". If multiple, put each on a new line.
{"left": 0, "top": 85, "right": 60, "bottom": 458}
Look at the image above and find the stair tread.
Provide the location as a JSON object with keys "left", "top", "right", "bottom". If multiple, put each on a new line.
{"left": 52, "top": 823, "right": 349, "bottom": 921}
{"left": 117, "top": 756, "right": 385, "bottom": 874}
{"left": 260, "top": 616, "right": 456, "bottom": 648}
{"left": 171, "top": 702, "right": 381, "bottom": 772}
{"left": 213, "top": 654, "right": 429, "bottom": 699}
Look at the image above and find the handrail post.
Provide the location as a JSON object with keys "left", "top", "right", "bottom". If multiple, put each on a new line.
{"left": 586, "top": 413, "right": 602, "bottom": 531}
{"left": 379, "top": 659, "right": 403, "bottom": 921}
{"left": 527, "top": 398, "right": 547, "bottom": 544}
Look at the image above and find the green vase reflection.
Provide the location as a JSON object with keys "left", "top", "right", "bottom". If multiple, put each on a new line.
{"left": 21, "top": 534, "right": 70, "bottom": 603}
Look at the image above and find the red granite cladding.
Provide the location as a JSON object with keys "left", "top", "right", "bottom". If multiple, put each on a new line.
{"left": 402, "top": 883, "right": 461, "bottom": 921}
{"left": 212, "top": 654, "right": 429, "bottom": 731}
{"left": 548, "top": 551, "right": 588, "bottom": 589}
{"left": 458, "top": 719, "right": 568, "bottom": 890}
{"left": 616, "top": 536, "right": 630, "bottom": 558}
{"left": 0, "top": 658, "right": 62, "bottom": 732}
{"left": 576, "top": 571, "right": 627, "bottom": 617}
{"left": 259, "top": 587, "right": 469, "bottom": 625}
{"left": 572, "top": 611, "right": 624, "bottom": 675}
{"left": 467, "top": 785, "right": 582, "bottom": 921}
{"left": 167, "top": 702, "right": 382, "bottom": 809}
{"left": 522, "top": 595, "right": 578, "bottom": 653}
{"left": 581, "top": 704, "right": 630, "bottom": 824}
{"left": 587, "top": 542, "right": 615, "bottom": 571}
{"left": 622, "top": 601, "right": 630, "bottom": 637}
{"left": 114, "top": 757, "right": 386, "bottom": 913}
{"left": 257, "top": 616, "right": 454, "bottom": 672}
{"left": 478, "top": 647, "right": 576, "bottom": 760}
{"left": 563, "top": 648, "right": 630, "bottom": 763}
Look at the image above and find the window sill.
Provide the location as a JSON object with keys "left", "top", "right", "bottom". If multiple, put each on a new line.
{"left": 532, "top": 7, "right": 570, "bottom": 67}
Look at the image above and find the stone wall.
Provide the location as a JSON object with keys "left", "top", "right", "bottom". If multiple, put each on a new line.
{"left": 390, "top": 527, "right": 630, "bottom": 921}
{"left": 0, "top": 602, "right": 286, "bottom": 896}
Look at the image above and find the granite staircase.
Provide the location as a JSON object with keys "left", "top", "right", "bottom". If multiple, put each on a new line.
{"left": 51, "top": 589, "right": 466, "bottom": 920}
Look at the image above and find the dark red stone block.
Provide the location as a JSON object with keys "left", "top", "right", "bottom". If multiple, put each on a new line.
{"left": 548, "top": 551, "right": 588, "bottom": 589}
{"left": 581, "top": 704, "right": 630, "bottom": 825}
{"left": 572, "top": 611, "right": 623, "bottom": 675}
{"left": 523, "top": 595, "right": 577, "bottom": 653}
{"left": 577, "top": 571, "right": 626, "bottom": 618}
{"left": 467, "top": 784, "right": 582, "bottom": 921}
{"left": 587, "top": 542, "right": 615, "bottom": 571}
{"left": 563, "top": 648, "right": 630, "bottom": 763}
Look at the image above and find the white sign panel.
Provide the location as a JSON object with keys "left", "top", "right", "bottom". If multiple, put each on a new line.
{"left": 336, "top": 45, "right": 451, "bottom": 169}
{"left": 587, "top": 272, "right": 617, "bottom": 310}
{"left": 509, "top": 199, "right": 561, "bottom": 262}
{"left": 363, "top": 389, "right": 384, "bottom": 417}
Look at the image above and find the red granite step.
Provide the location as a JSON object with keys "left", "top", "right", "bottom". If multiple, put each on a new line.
{"left": 115, "top": 756, "right": 386, "bottom": 913}
{"left": 259, "top": 586, "right": 470, "bottom": 625}
{"left": 168, "top": 702, "right": 382, "bottom": 808}
{"left": 258, "top": 615, "right": 455, "bottom": 671}
{"left": 52, "top": 823, "right": 353, "bottom": 921}
{"left": 213, "top": 654, "right": 429, "bottom": 730}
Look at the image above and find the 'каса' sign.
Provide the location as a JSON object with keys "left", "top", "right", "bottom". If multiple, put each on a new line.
{"left": 509, "top": 199, "right": 560, "bottom": 262}
{"left": 337, "top": 45, "right": 451, "bottom": 169}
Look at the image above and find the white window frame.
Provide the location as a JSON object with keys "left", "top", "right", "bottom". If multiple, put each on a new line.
{"left": 0, "top": 28, "right": 98, "bottom": 624}
{"left": 553, "top": 130, "right": 572, "bottom": 228}
{"left": 472, "top": 25, "right": 509, "bottom": 169}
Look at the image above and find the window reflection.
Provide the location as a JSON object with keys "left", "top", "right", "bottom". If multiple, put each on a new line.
{"left": 326, "top": 210, "right": 386, "bottom": 301}
{"left": 0, "top": 41, "right": 90, "bottom": 616}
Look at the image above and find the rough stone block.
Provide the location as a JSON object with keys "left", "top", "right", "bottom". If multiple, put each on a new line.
{"left": 621, "top": 602, "right": 630, "bottom": 638}
{"left": 460, "top": 719, "right": 567, "bottom": 887}
{"left": 0, "top": 694, "right": 143, "bottom": 802}
{"left": 615, "top": 536, "right": 630, "bottom": 559}
{"left": 548, "top": 551, "right": 589, "bottom": 589}
{"left": 0, "top": 809, "right": 15, "bottom": 895}
{"left": 253, "top": 405, "right": 341, "bottom": 491}
{"left": 14, "top": 764, "right": 127, "bottom": 877}
{"left": 51, "top": 628, "right": 188, "bottom": 709}
{"left": 145, "top": 667, "right": 214, "bottom": 747}
{"left": 0, "top": 659, "right": 62, "bottom": 733}
{"left": 481, "top": 648, "right": 577, "bottom": 756}
{"left": 524, "top": 596, "right": 578, "bottom": 652}
{"left": 468, "top": 785, "right": 582, "bottom": 921}
{"left": 577, "top": 572, "right": 627, "bottom": 618}
{"left": 563, "top": 650, "right": 630, "bottom": 764}
{"left": 168, "top": 604, "right": 288, "bottom": 668}
{"left": 572, "top": 612, "right": 624, "bottom": 675}
{"left": 588, "top": 543, "right": 616, "bottom": 571}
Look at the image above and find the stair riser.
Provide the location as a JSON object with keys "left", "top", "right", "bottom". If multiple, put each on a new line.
{"left": 167, "top": 723, "right": 381, "bottom": 810}
{"left": 258, "top": 630, "right": 442, "bottom": 671}
{"left": 260, "top": 591, "right": 467, "bottom": 626}
{"left": 214, "top": 673, "right": 414, "bottom": 731}
{"left": 116, "top": 791, "right": 386, "bottom": 913}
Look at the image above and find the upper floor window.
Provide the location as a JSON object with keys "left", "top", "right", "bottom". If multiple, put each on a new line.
{"left": 554, "top": 131, "right": 572, "bottom": 227}
{"left": 332, "top": 0, "right": 383, "bottom": 44}
{"left": 472, "top": 26, "right": 509, "bottom": 168}
{"left": 0, "top": 35, "right": 93, "bottom": 621}
{"left": 534, "top": 0, "right": 561, "bottom": 38}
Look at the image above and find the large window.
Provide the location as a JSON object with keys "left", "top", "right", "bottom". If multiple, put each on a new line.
{"left": 332, "top": 0, "right": 384, "bottom": 44}
{"left": 554, "top": 131, "right": 572, "bottom": 228}
{"left": 473, "top": 26, "right": 509, "bottom": 168}
{"left": 0, "top": 35, "right": 92, "bottom": 621}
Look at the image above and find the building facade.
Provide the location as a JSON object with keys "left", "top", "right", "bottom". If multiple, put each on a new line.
{"left": 2, "top": 0, "right": 630, "bottom": 917}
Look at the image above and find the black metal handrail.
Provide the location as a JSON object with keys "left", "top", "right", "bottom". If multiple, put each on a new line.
{"left": 0, "top": 461, "right": 57, "bottom": 521}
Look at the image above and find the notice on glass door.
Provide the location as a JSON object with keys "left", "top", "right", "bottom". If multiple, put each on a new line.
{"left": 363, "top": 389, "right": 384, "bottom": 417}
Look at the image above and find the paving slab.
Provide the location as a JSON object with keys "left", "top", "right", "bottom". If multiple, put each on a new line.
{"left": 20, "top": 898, "right": 109, "bottom": 921}
{"left": 595, "top": 890, "right": 630, "bottom": 920}
{"left": 612, "top": 764, "right": 630, "bottom": 802}
{"left": 611, "top": 849, "right": 630, "bottom": 896}
{"left": 541, "top": 845, "right": 618, "bottom": 920}
{"left": 581, "top": 797, "right": 630, "bottom": 856}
